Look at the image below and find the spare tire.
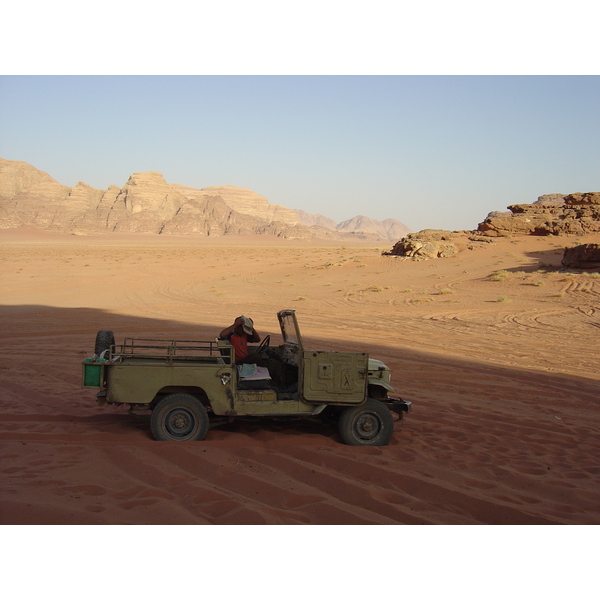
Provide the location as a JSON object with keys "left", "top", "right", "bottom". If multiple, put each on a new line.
{"left": 95, "top": 330, "right": 115, "bottom": 357}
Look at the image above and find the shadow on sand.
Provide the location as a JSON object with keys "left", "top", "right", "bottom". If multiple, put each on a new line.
{"left": 2, "top": 304, "right": 600, "bottom": 525}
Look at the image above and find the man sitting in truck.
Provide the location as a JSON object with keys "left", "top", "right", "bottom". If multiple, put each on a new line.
{"left": 219, "top": 316, "right": 261, "bottom": 364}
{"left": 220, "top": 316, "right": 272, "bottom": 389}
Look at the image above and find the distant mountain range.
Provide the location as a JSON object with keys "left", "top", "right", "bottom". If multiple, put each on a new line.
{"left": 0, "top": 158, "right": 411, "bottom": 240}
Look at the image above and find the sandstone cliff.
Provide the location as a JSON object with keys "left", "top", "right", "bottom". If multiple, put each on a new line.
{"left": 0, "top": 159, "right": 410, "bottom": 240}
{"left": 477, "top": 192, "right": 600, "bottom": 237}
{"left": 173, "top": 185, "right": 300, "bottom": 227}
{"left": 0, "top": 159, "right": 98, "bottom": 231}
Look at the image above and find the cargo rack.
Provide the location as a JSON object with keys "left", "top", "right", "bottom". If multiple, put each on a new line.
{"left": 110, "top": 338, "right": 233, "bottom": 364}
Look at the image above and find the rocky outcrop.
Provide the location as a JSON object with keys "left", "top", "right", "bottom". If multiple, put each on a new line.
{"left": 561, "top": 244, "right": 600, "bottom": 269}
{"left": 0, "top": 158, "right": 410, "bottom": 239}
{"left": 386, "top": 228, "right": 497, "bottom": 260}
{"left": 485, "top": 210, "right": 511, "bottom": 219}
{"left": 477, "top": 192, "right": 600, "bottom": 237}
{"left": 387, "top": 229, "right": 459, "bottom": 260}
{"left": 534, "top": 193, "right": 566, "bottom": 206}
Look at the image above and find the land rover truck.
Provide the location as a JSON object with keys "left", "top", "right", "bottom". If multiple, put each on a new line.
{"left": 82, "top": 310, "right": 411, "bottom": 446}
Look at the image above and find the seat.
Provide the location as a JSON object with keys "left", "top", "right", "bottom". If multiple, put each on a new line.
{"left": 237, "top": 364, "right": 272, "bottom": 390}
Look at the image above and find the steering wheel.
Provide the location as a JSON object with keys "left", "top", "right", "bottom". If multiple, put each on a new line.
{"left": 254, "top": 334, "right": 271, "bottom": 355}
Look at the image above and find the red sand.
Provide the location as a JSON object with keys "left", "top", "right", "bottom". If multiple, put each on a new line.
{"left": 1, "top": 229, "right": 599, "bottom": 525}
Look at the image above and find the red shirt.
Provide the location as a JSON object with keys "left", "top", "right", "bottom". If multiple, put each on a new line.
{"left": 229, "top": 332, "right": 248, "bottom": 362}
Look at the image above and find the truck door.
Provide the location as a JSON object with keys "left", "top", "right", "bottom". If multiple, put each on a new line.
{"left": 301, "top": 351, "right": 368, "bottom": 404}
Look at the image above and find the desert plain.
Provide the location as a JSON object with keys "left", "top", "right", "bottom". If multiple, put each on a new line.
{"left": 1, "top": 227, "right": 599, "bottom": 525}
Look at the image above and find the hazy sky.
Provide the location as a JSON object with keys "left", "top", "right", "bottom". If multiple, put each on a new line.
{"left": 1, "top": 75, "right": 598, "bottom": 231}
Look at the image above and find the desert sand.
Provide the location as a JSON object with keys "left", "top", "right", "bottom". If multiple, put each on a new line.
{"left": 1, "top": 227, "right": 599, "bottom": 525}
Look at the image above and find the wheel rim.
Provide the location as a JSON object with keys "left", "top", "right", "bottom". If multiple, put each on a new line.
{"left": 165, "top": 408, "right": 196, "bottom": 437}
{"left": 353, "top": 411, "right": 381, "bottom": 440}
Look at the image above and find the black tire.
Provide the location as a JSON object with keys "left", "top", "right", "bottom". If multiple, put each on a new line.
{"left": 95, "top": 330, "right": 115, "bottom": 357}
{"left": 150, "top": 394, "right": 209, "bottom": 442}
{"left": 338, "top": 398, "right": 394, "bottom": 446}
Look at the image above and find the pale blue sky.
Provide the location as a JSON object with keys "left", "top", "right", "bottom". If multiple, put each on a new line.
{"left": 1, "top": 75, "right": 598, "bottom": 231}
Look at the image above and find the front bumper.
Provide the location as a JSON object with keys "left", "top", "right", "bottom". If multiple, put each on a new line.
{"left": 382, "top": 396, "right": 412, "bottom": 417}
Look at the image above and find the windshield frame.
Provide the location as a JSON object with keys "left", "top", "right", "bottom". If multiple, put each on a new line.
{"left": 277, "top": 310, "right": 303, "bottom": 348}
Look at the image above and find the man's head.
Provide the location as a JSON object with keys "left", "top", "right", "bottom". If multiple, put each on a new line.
{"left": 236, "top": 315, "right": 254, "bottom": 335}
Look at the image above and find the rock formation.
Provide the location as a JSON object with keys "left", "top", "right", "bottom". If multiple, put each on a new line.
{"left": 174, "top": 184, "right": 300, "bottom": 226}
{"left": 386, "top": 230, "right": 459, "bottom": 260}
{"left": 294, "top": 209, "right": 338, "bottom": 230}
{"left": 385, "top": 191, "right": 599, "bottom": 261}
{"left": 534, "top": 193, "right": 566, "bottom": 206}
{"left": 477, "top": 192, "right": 600, "bottom": 237}
{"left": 294, "top": 210, "right": 411, "bottom": 239}
{"left": 336, "top": 215, "right": 411, "bottom": 239}
{"left": 0, "top": 161, "right": 98, "bottom": 232}
{"left": 561, "top": 244, "right": 600, "bottom": 269}
{"left": 0, "top": 158, "right": 410, "bottom": 240}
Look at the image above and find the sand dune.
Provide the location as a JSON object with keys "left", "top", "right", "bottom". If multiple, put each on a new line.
{"left": 1, "top": 228, "right": 599, "bottom": 524}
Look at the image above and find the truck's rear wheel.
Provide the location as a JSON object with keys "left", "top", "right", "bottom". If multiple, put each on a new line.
{"left": 338, "top": 398, "right": 394, "bottom": 446}
{"left": 151, "top": 394, "right": 209, "bottom": 442}
{"left": 94, "top": 330, "right": 115, "bottom": 357}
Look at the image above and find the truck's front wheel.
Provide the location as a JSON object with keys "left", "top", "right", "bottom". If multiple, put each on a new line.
{"left": 151, "top": 394, "right": 209, "bottom": 442}
{"left": 338, "top": 399, "right": 394, "bottom": 446}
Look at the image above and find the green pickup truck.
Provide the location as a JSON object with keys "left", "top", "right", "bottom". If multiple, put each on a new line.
{"left": 82, "top": 309, "right": 411, "bottom": 445}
